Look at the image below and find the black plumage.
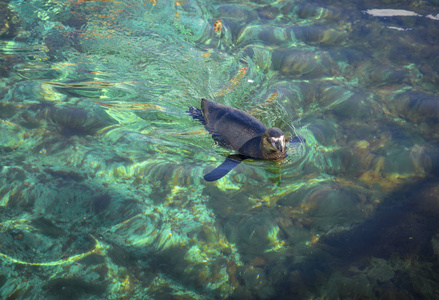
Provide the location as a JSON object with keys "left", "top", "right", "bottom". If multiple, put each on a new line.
{"left": 187, "top": 98, "right": 288, "bottom": 181}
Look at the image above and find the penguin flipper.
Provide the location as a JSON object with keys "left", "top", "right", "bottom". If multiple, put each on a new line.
{"left": 289, "top": 136, "right": 306, "bottom": 144}
{"left": 204, "top": 154, "right": 248, "bottom": 181}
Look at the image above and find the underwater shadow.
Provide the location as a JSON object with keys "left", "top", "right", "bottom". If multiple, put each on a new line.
{"left": 269, "top": 147, "right": 439, "bottom": 299}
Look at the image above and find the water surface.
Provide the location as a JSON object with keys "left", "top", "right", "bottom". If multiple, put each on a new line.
{"left": 1, "top": 0, "right": 439, "bottom": 299}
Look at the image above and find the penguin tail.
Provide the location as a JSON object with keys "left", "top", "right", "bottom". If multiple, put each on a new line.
{"left": 187, "top": 106, "right": 206, "bottom": 125}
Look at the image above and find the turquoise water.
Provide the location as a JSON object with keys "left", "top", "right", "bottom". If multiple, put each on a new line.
{"left": 1, "top": 0, "right": 439, "bottom": 298}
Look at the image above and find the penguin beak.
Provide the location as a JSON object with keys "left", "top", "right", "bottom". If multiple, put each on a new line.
{"left": 270, "top": 136, "right": 286, "bottom": 153}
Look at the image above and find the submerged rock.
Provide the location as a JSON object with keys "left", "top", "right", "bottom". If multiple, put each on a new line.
{"left": 44, "top": 278, "right": 107, "bottom": 299}
{"left": 290, "top": 25, "right": 348, "bottom": 46}
{"left": 272, "top": 49, "right": 338, "bottom": 78}
{"left": 390, "top": 91, "right": 439, "bottom": 123}
{"left": 257, "top": 5, "right": 280, "bottom": 20}
{"left": 44, "top": 106, "right": 117, "bottom": 136}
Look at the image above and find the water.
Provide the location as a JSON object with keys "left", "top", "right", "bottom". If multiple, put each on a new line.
{"left": 1, "top": 0, "right": 439, "bottom": 299}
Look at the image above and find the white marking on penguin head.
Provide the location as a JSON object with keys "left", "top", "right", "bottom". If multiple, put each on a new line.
{"left": 269, "top": 136, "right": 286, "bottom": 152}
{"left": 263, "top": 128, "right": 286, "bottom": 153}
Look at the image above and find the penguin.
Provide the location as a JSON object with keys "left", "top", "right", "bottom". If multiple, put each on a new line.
{"left": 187, "top": 98, "right": 290, "bottom": 181}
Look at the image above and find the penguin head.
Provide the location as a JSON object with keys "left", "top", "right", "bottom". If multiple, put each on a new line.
{"left": 261, "top": 127, "right": 286, "bottom": 158}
